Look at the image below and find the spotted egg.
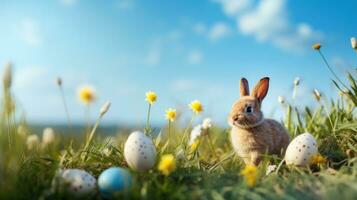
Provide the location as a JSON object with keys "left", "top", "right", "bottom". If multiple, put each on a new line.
{"left": 285, "top": 132, "right": 318, "bottom": 166}
{"left": 124, "top": 131, "right": 157, "bottom": 172}
{"left": 98, "top": 167, "right": 132, "bottom": 197}
{"left": 55, "top": 169, "right": 96, "bottom": 197}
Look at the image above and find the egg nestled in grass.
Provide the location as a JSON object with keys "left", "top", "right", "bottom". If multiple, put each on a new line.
{"left": 54, "top": 169, "right": 96, "bottom": 197}
{"left": 124, "top": 131, "right": 157, "bottom": 172}
{"left": 98, "top": 167, "right": 132, "bottom": 197}
{"left": 285, "top": 133, "right": 318, "bottom": 166}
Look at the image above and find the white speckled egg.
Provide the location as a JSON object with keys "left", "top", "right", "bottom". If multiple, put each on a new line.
{"left": 285, "top": 133, "right": 318, "bottom": 166}
{"left": 56, "top": 169, "right": 96, "bottom": 196}
{"left": 124, "top": 131, "right": 157, "bottom": 172}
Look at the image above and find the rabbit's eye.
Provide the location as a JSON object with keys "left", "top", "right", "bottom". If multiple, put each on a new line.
{"left": 245, "top": 106, "right": 253, "bottom": 113}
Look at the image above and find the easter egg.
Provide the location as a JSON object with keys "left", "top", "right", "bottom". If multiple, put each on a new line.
{"left": 285, "top": 133, "right": 318, "bottom": 166}
{"left": 124, "top": 131, "right": 157, "bottom": 171}
{"left": 55, "top": 169, "right": 96, "bottom": 196}
{"left": 98, "top": 167, "right": 132, "bottom": 197}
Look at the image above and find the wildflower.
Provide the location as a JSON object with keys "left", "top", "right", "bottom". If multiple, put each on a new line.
{"left": 145, "top": 91, "right": 157, "bottom": 105}
{"left": 189, "top": 125, "right": 202, "bottom": 145}
{"left": 312, "top": 43, "right": 321, "bottom": 50}
{"left": 190, "top": 139, "right": 200, "bottom": 152}
{"left": 278, "top": 96, "right": 285, "bottom": 104}
{"left": 313, "top": 89, "right": 321, "bottom": 102}
{"left": 202, "top": 118, "right": 212, "bottom": 130}
{"left": 158, "top": 154, "right": 176, "bottom": 176}
{"left": 3, "top": 61, "right": 12, "bottom": 89}
{"left": 189, "top": 100, "right": 203, "bottom": 114}
{"left": 100, "top": 101, "right": 111, "bottom": 117}
{"left": 294, "top": 77, "right": 300, "bottom": 86}
{"left": 42, "top": 128, "right": 55, "bottom": 146}
{"left": 17, "top": 125, "right": 28, "bottom": 138}
{"left": 56, "top": 77, "right": 62, "bottom": 86}
{"left": 78, "top": 85, "right": 96, "bottom": 104}
{"left": 27, "top": 134, "right": 40, "bottom": 150}
{"left": 241, "top": 165, "right": 257, "bottom": 187}
{"left": 165, "top": 108, "right": 177, "bottom": 122}
{"left": 265, "top": 165, "right": 277, "bottom": 175}
{"left": 310, "top": 154, "right": 326, "bottom": 165}
{"left": 351, "top": 37, "right": 357, "bottom": 50}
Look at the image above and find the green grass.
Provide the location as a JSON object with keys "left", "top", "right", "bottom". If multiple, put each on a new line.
{"left": 0, "top": 66, "right": 356, "bottom": 199}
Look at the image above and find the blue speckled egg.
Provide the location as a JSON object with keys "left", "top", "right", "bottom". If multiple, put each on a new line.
{"left": 98, "top": 167, "right": 132, "bottom": 197}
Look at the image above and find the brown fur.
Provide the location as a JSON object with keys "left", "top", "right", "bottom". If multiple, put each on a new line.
{"left": 228, "top": 77, "right": 290, "bottom": 165}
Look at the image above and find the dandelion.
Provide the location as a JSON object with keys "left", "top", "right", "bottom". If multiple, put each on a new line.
{"left": 278, "top": 96, "right": 285, "bottom": 104}
{"left": 42, "top": 128, "right": 55, "bottom": 146}
{"left": 241, "top": 165, "right": 258, "bottom": 187}
{"left": 312, "top": 43, "right": 321, "bottom": 50}
{"left": 266, "top": 165, "right": 277, "bottom": 175}
{"left": 100, "top": 101, "right": 111, "bottom": 117}
{"left": 158, "top": 154, "right": 176, "bottom": 176}
{"left": 313, "top": 89, "right": 321, "bottom": 102}
{"left": 189, "top": 125, "right": 202, "bottom": 145}
{"left": 189, "top": 100, "right": 203, "bottom": 114}
{"left": 78, "top": 85, "right": 96, "bottom": 105}
{"left": 165, "top": 108, "right": 176, "bottom": 122}
{"left": 145, "top": 91, "right": 157, "bottom": 105}
{"left": 310, "top": 154, "right": 327, "bottom": 165}
{"left": 351, "top": 37, "right": 357, "bottom": 50}
{"left": 202, "top": 118, "right": 212, "bottom": 130}
{"left": 294, "top": 77, "right": 300, "bottom": 86}
{"left": 27, "top": 134, "right": 40, "bottom": 150}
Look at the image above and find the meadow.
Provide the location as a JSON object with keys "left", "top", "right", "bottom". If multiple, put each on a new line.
{"left": 0, "top": 43, "right": 356, "bottom": 200}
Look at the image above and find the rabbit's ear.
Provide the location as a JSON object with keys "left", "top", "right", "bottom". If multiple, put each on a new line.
{"left": 240, "top": 78, "right": 249, "bottom": 97}
{"left": 252, "top": 77, "right": 269, "bottom": 102}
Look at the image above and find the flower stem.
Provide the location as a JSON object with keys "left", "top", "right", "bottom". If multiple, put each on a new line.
{"left": 318, "top": 50, "right": 348, "bottom": 88}
{"left": 59, "top": 85, "right": 72, "bottom": 128}
{"left": 145, "top": 104, "right": 152, "bottom": 136}
{"left": 179, "top": 114, "right": 195, "bottom": 149}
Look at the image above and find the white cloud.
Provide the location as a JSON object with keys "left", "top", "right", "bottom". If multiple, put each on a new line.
{"left": 208, "top": 22, "right": 232, "bottom": 41}
{"left": 145, "top": 48, "right": 161, "bottom": 66}
{"left": 60, "top": 0, "right": 78, "bottom": 6}
{"left": 187, "top": 50, "right": 203, "bottom": 65}
{"left": 214, "top": 0, "right": 322, "bottom": 52}
{"left": 213, "top": 0, "right": 252, "bottom": 16}
{"left": 20, "top": 19, "right": 43, "bottom": 47}
{"left": 116, "top": 0, "right": 135, "bottom": 10}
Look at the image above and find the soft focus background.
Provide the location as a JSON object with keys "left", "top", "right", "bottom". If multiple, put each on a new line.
{"left": 0, "top": 0, "right": 356, "bottom": 126}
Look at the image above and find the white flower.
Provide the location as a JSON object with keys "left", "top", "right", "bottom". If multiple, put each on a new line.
{"left": 351, "top": 37, "right": 357, "bottom": 49}
{"left": 278, "top": 96, "right": 285, "bottom": 104}
{"left": 42, "top": 128, "right": 55, "bottom": 146}
{"left": 202, "top": 118, "right": 212, "bottom": 130}
{"left": 294, "top": 77, "right": 300, "bottom": 86}
{"left": 100, "top": 101, "right": 111, "bottom": 117}
{"left": 27, "top": 134, "right": 40, "bottom": 150}
{"left": 189, "top": 125, "right": 202, "bottom": 145}
{"left": 266, "top": 164, "right": 277, "bottom": 175}
{"left": 17, "top": 125, "right": 28, "bottom": 138}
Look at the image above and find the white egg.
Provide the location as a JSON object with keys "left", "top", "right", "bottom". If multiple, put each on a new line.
{"left": 55, "top": 169, "right": 97, "bottom": 196}
{"left": 124, "top": 131, "right": 157, "bottom": 172}
{"left": 285, "top": 133, "right": 318, "bottom": 166}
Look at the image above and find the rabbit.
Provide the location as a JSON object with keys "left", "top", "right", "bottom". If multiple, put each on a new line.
{"left": 228, "top": 77, "right": 290, "bottom": 166}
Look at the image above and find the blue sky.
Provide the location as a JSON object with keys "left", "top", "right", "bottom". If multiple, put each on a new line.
{"left": 0, "top": 0, "right": 356, "bottom": 126}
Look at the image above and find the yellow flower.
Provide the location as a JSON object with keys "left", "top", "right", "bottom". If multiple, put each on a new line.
{"left": 158, "top": 154, "right": 176, "bottom": 176}
{"left": 145, "top": 91, "right": 157, "bottom": 105}
{"left": 190, "top": 139, "right": 200, "bottom": 152}
{"left": 189, "top": 100, "right": 203, "bottom": 115}
{"left": 165, "top": 108, "right": 177, "bottom": 122}
{"left": 312, "top": 43, "right": 322, "bottom": 50}
{"left": 310, "top": 154, "right": 326, "bottom": 165}
{"left": 78, "top": 85, "right": 96, "bottom": 104}
{"left": 241, "top": 165, "right": 257, "bottom": 187}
